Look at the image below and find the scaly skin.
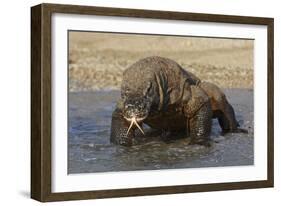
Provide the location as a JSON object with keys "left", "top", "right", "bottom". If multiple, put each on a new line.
{"left": 110, "top": 56, "right": 246, "bottom": 146}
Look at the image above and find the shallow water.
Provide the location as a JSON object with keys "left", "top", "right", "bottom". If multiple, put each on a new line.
{"left": 68, "top": 89, "right": 253, "bottom": 174}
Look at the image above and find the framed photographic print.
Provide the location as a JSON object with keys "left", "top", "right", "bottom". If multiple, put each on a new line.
{"left": 31, "top": 3, "right": 274, "bottom": 202}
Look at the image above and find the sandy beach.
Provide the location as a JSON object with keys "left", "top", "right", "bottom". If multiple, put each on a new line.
{"left": 69, "top": 31, "right": 253, "bottom": 92}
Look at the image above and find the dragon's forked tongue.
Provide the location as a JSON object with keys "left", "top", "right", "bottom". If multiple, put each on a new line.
{"left": 126, "top": 117, "right": 145, "bottom": 136}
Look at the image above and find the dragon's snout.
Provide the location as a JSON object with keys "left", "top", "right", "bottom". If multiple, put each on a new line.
{"left": 122, "top": 95, "right": 152, "bottom": 136}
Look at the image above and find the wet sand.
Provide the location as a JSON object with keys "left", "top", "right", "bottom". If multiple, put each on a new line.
{"left": 68, "top": 89, "right": 253, "bottom": 174}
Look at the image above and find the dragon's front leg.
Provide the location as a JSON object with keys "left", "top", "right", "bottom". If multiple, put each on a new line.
{"left": 184, "top": 86, "right": 213, "bottom": 146}
{"left": 110, "top": 108, "right": 135, "bottom": 146}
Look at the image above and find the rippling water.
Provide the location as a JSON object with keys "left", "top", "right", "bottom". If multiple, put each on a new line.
{"left": 68, "top": 89, "right": 253, "bottom": 174}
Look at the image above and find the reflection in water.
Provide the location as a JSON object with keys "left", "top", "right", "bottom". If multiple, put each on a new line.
{"left": 68, "top": 90, "right": 253, "bottom": 174}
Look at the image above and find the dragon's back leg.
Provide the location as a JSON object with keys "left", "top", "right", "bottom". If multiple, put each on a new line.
{"left": 216, "top": 100, "right": 248, "bottom": 134}
{"left": 211, "top": 97, "right": 238, "bottom": 131}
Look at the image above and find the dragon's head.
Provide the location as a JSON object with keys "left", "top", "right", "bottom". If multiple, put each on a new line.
{"left": 121, "top": 82, "right": 154, "bottom": 135}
